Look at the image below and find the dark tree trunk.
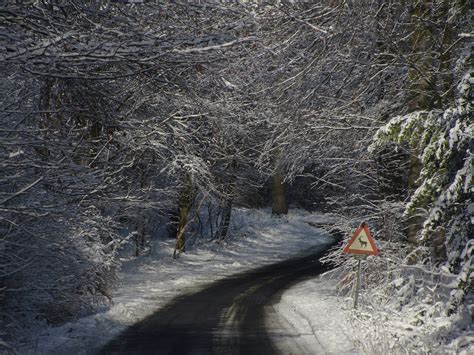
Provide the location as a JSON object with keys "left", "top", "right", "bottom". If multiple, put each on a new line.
{"left": 173, "top": 177, "right": 194, "bottom": 259}
{"left": 407, "top": 0, "right": 436, "bottom": 112}
{"left": 405, "top": 0, "right": 436, "bottom": 246}
{"left": 216, "top": 199, "right": 232, "bottom": 243}
{"left": 271, "top": 172, "right": 288, "bottom": 215}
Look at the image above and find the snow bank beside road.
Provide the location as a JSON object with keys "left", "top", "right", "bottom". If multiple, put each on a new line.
{"left": 270, "top": 278, "right": 358, "bottom": 355}
{"left": 25, "top": 208, "right": 335, "bottom": 354}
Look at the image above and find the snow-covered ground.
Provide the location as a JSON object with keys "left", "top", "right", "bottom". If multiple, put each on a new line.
{"left": 274, "top": 275, "right": 472, "bottom": 354}
{"left": 268, "top": 277, "right": 358, "bottom": 354}
{"left": 20, "top": 207, "right": 473, "bottom": 355}
{"left": 24, "top": 208, "right": 350, "bottom": 354}
{"left": 275, "top": 256, "right": 474, "bottom": 355}
{"left": 274, "top": 262, "right": 473, "bottom": 355}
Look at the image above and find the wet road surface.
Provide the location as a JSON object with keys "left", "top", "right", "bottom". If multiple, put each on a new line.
{"left": 101, "top": 244, "right": 334, "bottom": 355}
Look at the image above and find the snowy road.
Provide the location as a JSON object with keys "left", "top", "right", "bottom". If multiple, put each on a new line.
{"left": 101, "top": 245, "right": 334, "bottom": 354}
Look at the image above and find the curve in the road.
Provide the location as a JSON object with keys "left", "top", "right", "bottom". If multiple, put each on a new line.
{"left": 101, "top": 244, "right": 335, "bottom": 355}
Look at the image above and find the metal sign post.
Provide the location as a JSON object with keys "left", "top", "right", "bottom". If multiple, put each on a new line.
{"left": 353, "top": 254, "right": 367, "bottom": 309}
{"left": 343, "top": 222, "right": 378, "bottom": 309}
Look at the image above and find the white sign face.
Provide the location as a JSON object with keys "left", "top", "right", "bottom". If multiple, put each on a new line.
{"left": 343, "top": 223, "right": 379, "bottom": 256}
{"left": 347, "top": 229, "right": 375, "bottom": 252}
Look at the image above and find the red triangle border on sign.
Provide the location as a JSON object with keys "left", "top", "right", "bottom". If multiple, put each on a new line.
{"left": 343, "top": 222, "right": 379, "bottom": 256}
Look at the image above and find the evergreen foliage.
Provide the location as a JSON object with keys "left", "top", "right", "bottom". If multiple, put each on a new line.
{"left": 371, "top": 69, "right": 473, "bottom": 314}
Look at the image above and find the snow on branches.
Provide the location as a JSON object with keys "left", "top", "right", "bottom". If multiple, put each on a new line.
{"left": 370, "top": 71, "right": 473, "bottom": 313}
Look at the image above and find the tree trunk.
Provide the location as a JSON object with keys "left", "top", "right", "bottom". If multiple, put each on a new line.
{"left": 173, "top": 204, "right": 190, "bottom": 259}
{"left": 271, "top": 172, "right": 288, "bottom": 215}
{"left": 407, "top": 0, "right": 435, "bottom": 112}
{"left": 216, "top": 199, "right": 232, "bottom": 243}
{"left": 406, "top": 0, "right": 435, "bottom": 245}
{"left": 135, "top": 215, "right": 147, "bottom": 257}
{"left": 173, "top": 177, "right": 193, "bottom": 259}
{"left": 35, "top": 79, "right": 54, "bottom": 158}
{"left": 438, "top": 0, "right": 454, "bottom": 106}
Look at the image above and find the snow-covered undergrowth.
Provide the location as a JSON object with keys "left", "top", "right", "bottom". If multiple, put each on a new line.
{"left": 314, "top": 240, "right": 474, "bottom": 354}
{"left": 274, "top": 242, "right": 473, "bottom": 354}
{"left": 348, "top": 266, "right": 472, "bottom": 354}
{"left": 22, "top": 208, "right": 333, "bottom": 354}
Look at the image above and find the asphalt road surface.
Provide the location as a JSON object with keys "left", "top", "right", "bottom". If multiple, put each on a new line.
{"left": 101, "top": 244, "right": 335, "bottom": 355}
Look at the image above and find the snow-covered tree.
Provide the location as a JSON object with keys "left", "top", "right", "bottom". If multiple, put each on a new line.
{"left": 0, "top": 0, "right": 259, "bottom": 346}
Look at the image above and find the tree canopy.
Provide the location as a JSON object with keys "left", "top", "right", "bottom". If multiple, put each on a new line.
{"left": 0, "top": 1, "right": 471, "bottom": 351}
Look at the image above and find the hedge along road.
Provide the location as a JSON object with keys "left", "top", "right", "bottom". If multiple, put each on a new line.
{"left": 100, "top": 243, "right": 336, "bottom": 355}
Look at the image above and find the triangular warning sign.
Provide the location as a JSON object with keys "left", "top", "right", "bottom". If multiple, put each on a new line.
{"left": 343, "top": 222, "right": 378, "bottom": 256}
